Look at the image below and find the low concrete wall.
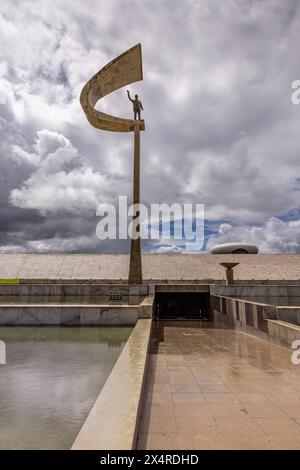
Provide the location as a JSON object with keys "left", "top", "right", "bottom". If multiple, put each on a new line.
{"left": 277, "top": 307, "right": 300, "bottom": 326}
{"left": 0, "top": 283, "right": 150, "bottom": 325}
{"left": 0, "top": 283, "right": 149, "bottom": 297}
{"left": 156, "top": 284, "right": 209, "bottom": 293}
{"left": 72, "top": 319, "right": 152, "bottom": 450}
{"left": 139, "top": 296, "right": 154, "bottom": 319}
{"left": 211, "top": 294, "right": 300, "bottom": 347}
{"left": 0, "top": 305, "right": 140, "bottom": 325}
{"left": 211, "top": 295, "right": 277, "bottom": 342}
{"left": 267, "top": 319, "right": 300, "bottom": 347}
{"left": 211, "top": 284, "right": 300, "bottom": 298}
{"left": 211, "top": 294, "right": 300, "bottom": 349}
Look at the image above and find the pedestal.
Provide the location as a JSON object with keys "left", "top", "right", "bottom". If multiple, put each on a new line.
{"left": 128, "top": 123, "right": 143, "bottom": 284}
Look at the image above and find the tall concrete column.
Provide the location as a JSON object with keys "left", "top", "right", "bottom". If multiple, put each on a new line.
{"left": 128, "top": 123, "right": 142, "bottom": 284}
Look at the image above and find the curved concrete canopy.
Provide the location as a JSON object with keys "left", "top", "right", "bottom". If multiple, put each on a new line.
{"left": 210, "top": 243, "right": 259, "bottom": 254}
{"left": 80, "top": 43, "right": 145, "bottom": 132}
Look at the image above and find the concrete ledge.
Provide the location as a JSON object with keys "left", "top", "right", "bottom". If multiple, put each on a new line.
{"left": 267, "top": 319, "right": 300, "bottom": 347}
{"left": 139, "top": 296, "right": 154, "bottom": 319}
{"left": 156, "top": 284, "right": 210, "bottom": 292}
{"left": 277, "top": 306, "right": 300, "bottom": 325}
{"left": 211, "top": 284, "right": 300, "bottom": 297}
{"left": 212, "top": 291, "right": 300, "bottom": 348}
{"left": 0, "top": 305, "right": 140, "bottom": 325}
{"left": 72, "top": 319, "right": 152, "bottom": 450}
{"left": 0, "top": 283, "right": 148, "bottom": 296}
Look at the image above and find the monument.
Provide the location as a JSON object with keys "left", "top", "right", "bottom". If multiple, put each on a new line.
{"left": 219, "top": 262, "right": 239, "bottom": 285}
{"left": 80, "top": 44, "right": 145, "bottom": 284}
{"left": 127, "top": 90, "right": 144, "bottom": 120}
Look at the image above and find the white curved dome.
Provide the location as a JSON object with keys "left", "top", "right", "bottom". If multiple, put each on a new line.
{"left": 210, "top": 242, "right": 259, "bottom": 254}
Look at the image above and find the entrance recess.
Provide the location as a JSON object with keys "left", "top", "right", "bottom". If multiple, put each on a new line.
{"left": 155, "top": 292, "right": 210, "bottom": 320}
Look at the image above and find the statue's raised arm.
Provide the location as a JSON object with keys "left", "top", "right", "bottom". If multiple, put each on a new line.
{"left": 127, "top": 90, "right": 134, "bottom": 102}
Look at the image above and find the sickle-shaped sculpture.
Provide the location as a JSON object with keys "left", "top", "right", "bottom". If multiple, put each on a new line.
{"left": 80, "top": 44, "right": 144, "bottom": 284}
{"left": 80, "top": 43, "right": 145, "bottom": 132}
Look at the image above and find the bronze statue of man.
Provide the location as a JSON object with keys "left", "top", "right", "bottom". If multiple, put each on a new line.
{"left": 127, "top": 90, "right": 143, "bottom": 120}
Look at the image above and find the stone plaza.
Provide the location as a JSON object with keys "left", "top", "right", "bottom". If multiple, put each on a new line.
{"left": 0, "top": 252, "right": 299, "bottom": 449}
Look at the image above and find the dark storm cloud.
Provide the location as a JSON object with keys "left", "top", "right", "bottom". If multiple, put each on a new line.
{"left": 0, "top": 0, "right": 299, "bottom": 253}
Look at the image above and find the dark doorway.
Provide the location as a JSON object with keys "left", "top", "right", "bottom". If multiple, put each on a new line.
{"left": 155, "top": 292, "right": 211, "bottom": 320}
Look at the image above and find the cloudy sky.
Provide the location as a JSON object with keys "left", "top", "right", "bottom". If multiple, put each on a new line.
{"left": 0, "top": 0, "right": 299, "bottom": 254}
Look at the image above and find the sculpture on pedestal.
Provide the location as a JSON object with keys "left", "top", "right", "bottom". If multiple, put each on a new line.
{"left": 80, "top": 43, "right": 144, "bottom": 284}
{"left": 127, "top": 90, "right": 144, "bottom": 120}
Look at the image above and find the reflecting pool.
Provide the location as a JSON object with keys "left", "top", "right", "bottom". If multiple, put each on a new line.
{"left": 0, "top": 326, "right": 132, "bottom": 449}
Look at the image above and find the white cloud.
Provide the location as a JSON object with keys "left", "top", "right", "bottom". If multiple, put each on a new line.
{"left": 9, "top": 129, "right": 126, "bottom": 216}
{"left": 0, "top": 0, "right": 299, "bottom": 252}
{"left": 207, "top": 218, "right": 300, "bottom": 253}
{"left": 26, "top": 234, "right": 100, "bottom": 253}
{"left": 153, "top": 245, "right": 184, "bottom": 254}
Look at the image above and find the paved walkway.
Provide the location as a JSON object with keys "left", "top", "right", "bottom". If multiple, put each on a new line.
{"left": 137, "top": 322, "right": 300, "bottom": 450}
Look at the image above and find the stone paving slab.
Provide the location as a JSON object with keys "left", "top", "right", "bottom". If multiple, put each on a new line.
{"left": 137, "top": 321, "right": 300, "bottom": 450}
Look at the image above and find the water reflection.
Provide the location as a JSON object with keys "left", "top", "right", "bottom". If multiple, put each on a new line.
{"left": 0, "top": 326, "right": 132, "bottom": 449}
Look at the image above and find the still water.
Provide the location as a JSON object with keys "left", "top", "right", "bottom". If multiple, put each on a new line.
{"left": 0, "top": 326, "right": 132, "bottom": 449}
